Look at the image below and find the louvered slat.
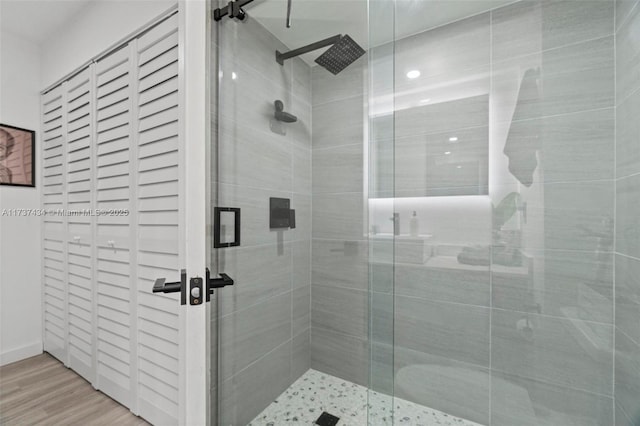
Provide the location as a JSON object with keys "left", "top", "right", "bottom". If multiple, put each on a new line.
{"left": 95, "top": 43, "right": 132, "bottom": 408}
{"left": 42, "top": 85, "right": 66, "bottom": 362}
{"left": 63, "top": 68, "right": 94, "bottom": 382}
{"left": 135, "top": 14, "right": 180, "bottom": 425}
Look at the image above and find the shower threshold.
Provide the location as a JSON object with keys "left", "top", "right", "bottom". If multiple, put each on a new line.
{"left": 249, "top": 369, "right": 483, "bottom": 426}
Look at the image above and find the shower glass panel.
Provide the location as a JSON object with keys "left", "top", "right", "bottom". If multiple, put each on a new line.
{"left": 375, "top": 0, "right": 628, "bottom": 425}
{"left": 210, "top": 1, "right": 386, "bottom": 424}
{"left": 211, "top": 0, "right": 638, "bottom": 424}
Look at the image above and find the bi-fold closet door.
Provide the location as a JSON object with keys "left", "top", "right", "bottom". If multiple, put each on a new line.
{"left": 40, "top": 12, "right": 183, "bottom": 425}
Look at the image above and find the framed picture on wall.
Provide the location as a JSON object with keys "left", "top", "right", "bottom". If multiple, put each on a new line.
{"left": 0, "top": 124, "right": 35, "bottom": 187}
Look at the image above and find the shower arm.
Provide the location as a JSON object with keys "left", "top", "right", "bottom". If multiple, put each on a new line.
{"left": 286, "top": 0, "right": 293, "bottom": 27}
{"left": 276, "top": 34, "right": 342, "bottom": 65}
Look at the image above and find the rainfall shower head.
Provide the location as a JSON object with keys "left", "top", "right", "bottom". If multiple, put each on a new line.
{"left": 276, "top": 34, "right": 365, "bottom": 75}
{"left": 315, "top": 35, "right": 365, "bottom": 75}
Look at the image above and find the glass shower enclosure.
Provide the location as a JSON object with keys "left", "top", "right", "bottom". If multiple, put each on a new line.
{"left": 209, "top": 0, "right": 639, "bottom": 424}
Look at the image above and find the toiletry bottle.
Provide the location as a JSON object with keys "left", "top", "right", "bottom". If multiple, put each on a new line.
{"left": 409, "top": 211, "right": 419, "bottom": 237}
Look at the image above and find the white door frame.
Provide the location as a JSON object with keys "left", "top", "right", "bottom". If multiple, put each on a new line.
{"left": 178, "top": 0, "right": 209, "bottom": 424}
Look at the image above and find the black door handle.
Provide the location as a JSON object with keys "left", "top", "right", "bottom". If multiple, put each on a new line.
{"left": 153, "top": 269, "right": 187, "bottom": 305}
{"left": 206, "top": 268, "right": 234, "bottom": 301}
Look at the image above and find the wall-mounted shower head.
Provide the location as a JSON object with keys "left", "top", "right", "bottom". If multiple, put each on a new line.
{"left": 276, "top": 34, "right": 365, "bottom": 75}
{"left": 274, "top": 100, "right": 297, "bottom": 123}
{"left": 315, "top": 35, "right": 365, "bottom": 75}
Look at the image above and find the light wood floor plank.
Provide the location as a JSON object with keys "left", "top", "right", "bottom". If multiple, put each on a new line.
{"left": 0, "top": 353, "right": 148, "bottom": 426}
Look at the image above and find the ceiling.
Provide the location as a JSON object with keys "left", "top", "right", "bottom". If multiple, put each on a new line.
{"left": 248, "top": 0, "right": 514, "bottom": 65}
{"left": 0, "top": 0, "right": 92, "bottom": 45}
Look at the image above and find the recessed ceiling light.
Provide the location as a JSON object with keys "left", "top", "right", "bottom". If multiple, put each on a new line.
{"left": 457, "top": 165, "right": 462, "bottom": 169}
{"left": 444, "top": 151, "right": 451, "bottom": 155}
{"left": 419, "top": 98, "right": 431, "bottom": 104}
{"left": 232, "top": 72, "right": 237, "bottom": 80}
{"left": 449, "top": 136, "right": 458, "bottom": 142}
{"left": 407, "top": 70, "right": 421, "bottom": 79}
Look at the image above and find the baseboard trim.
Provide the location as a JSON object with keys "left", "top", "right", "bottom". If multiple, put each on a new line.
{"left": 0, "top": 341, "right": 43, "bottom": 366}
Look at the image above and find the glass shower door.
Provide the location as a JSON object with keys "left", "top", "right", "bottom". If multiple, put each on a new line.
{"left": 374, "top": 0, "right": 631, "bottom": 425}
{"left": 210, "top": 1, "right": 383, "bottom": 424}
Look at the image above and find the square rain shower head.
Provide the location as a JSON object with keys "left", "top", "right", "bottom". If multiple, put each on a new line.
{"left": 315, "top": 35, "right": 365, "bottom": 75}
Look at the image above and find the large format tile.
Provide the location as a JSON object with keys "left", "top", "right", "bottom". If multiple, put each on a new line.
{"left": 616, "top": 173, "right": 640, "bottom": 258}
{"left": 291, "top": 193, "right": 311, "bottom": 242}
{"left": 616, "top": 254, "right": 640, "bottom": 345}
{"left": 394, "top": 346, "right": 491, "bottom": 425}
{"left": 312, "top": 193, "right": 365, "bottom": 241}
{"left": 491, "top": 370, "right": 614, "bottom": 426}
{"left": 292, "top": 240, "right": 311, "bottom": 289}
{"left": 219, "top": 18, "right": 291, "bottom": 92}
{"left": 494, "top": 37, "right": 614, "bottom": 122}
{"left": 617, "top": 2, "right": 640, "bottom": 100}
{"left": 492, "top": 0, "right": 614, "bottom": 62}
{"left": 541, "top": 180, "right": 614, "bottom": 251}
{"left": 291, "top": 328, "right": 310, "bottom": 380}
{"left": 220, "top": 292, "right": 292, "bottom": 380}
{"left": 216, "top": 243, "right": 292, "bottom": 316}
{"left": 615, "top": 329, "right": 640, "bottom": 426}
{"left": 616, "top": 88, "right": 640, "bottom": 178}
{"left": 617, "top": 0, "right": 639, "bottom": 30}
{"left": 293, "top": 285, "right": 310, "bottom": 337}
{"left": 311, "top": 285, "right": 368, "bottom": 339}
{"left": 219, "top": 55, "right": 291, "bottom": 133}
{"left": 292, "top": 57, "right": 312, "bottom": 105}
{"left": 540, "top": 109, "right": 615, "bottom": 183}
{"left": 491, "top": 309, "right": 614, "bottom": 395}
{"left": 540, "top": 36, "right": 615, "bottom": 118}
{"left": 312, "top": 95, "right": 365, "bottom": 149}
{"left": 394, "top": 12, "right": 490, "bottom": 83}
{"left": 312, "top": 144, "right": 363, "bottom": 194}
{"left": 312, "top": 55, "right": 366, "bottom": 106}
{"left": 492, "top": 249, "right": 613, "bottom": 324}
{"left": 218, "top": 119, "right": 292, "bottom": 191}
{"left": 311, "top": 239, "right": 368, "bottom": 290}
{"left": 310, "top": 326, "right": 369, "bottom": 387}
{"left": 492, "top": 1, "right": 544, "bottom": 62}
{"left": 292, "top": 143, "right": 311, "bottom": 194}
{"left": 616, "top": 401, "right": 635, "bottom": 426}
{"left": 394, "top": 95, "right": 489, "bottom": 140}
{"left": 220, "top": 340, "right": 292, "bottom": 426}
{"left": 541, "top": 0, "right": 614, "bottom": 51}
{"left": 395, "top": 261, "right": 490, "bottom": 307}
{"left": 287, "top": 93, "right": 312, "bottom": 147}
{"left": 395, "top": 295, "right": 490, "bottom": 367}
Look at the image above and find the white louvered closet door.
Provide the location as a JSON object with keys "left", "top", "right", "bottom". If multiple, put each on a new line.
{"left": 95, "top": 45, "right": 134, "bottom": 408}
{"left": 40, "top": 9, "right": 187, "bottom": 423}
{"left": 42, "top": 85, "right": 67, "bottom": 363}
{"left": 64, "top": 67, "right": 95, "bottom": 382}
{"left": 134, "top": 14, "right": 181, "bottom": 425}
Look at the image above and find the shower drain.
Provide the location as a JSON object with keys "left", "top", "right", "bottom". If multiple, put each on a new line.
{"left": 315, "top": 411, "right": 340, "bottom": 426}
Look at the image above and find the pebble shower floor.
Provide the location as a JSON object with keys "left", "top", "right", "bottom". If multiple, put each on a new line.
{"left": 249, "top": 369, "right": 483, "bottom": 426}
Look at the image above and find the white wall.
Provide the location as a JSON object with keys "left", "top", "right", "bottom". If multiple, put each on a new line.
{"left": 0, "top": 30, "right": 43, "bottom": 365}
{"left": 40, "top": 0, "right": 176, "bottom": 89}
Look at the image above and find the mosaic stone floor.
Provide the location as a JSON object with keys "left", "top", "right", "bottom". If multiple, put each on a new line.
{"left": 248, "top": 369, "right": 483, "bottom": 426}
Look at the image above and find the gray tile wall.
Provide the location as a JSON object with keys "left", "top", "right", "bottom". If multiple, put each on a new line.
{"left": 615, "top": 1, "right": 640, "bottom": 425}
{"left": 212, "top": 17, "right": 312, "bottom": 425}
{"left": 310, "top": 55, "right": 370, "bottom": 387}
